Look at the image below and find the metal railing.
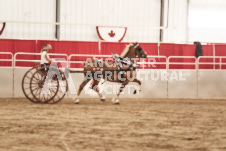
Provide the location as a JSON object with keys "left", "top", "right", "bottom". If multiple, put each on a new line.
{"left": 168, "top": 56, "right": 197, "bottom": 69}
{"left": 197, "top": 56, "right": 226, "bottom": 70}
{"left": 14, "top": 52, "right": 68, "bottom": 67}
{"left": 68, "top": 54, "right": 168, "bottom": 70}
{"left": 139, "top": 55, "right": 168, "bottom": 69}
{"left": 0, "top": 52, "right": 225, "bottom": 70}
{"left": 0, "top": 52, "right": 13, "bottom": 67}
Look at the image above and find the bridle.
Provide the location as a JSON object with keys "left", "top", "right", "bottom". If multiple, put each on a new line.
{"left": 134, "top": 44, "right": 142, "bottom": 57}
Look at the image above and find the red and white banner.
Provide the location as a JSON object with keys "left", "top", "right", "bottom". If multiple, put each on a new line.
{"left": 96, "top": 26, "right": 127, "bottom": 42}
{"left": 0, "top": 22, "right": 6, "bottom": 35}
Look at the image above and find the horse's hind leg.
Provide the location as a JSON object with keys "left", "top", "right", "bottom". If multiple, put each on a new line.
{"left": 92, "top": 80, "right": 106, "bottom": 102}
{"left": 132, "top": 78, "right": 142, "bottom": 94}
{"left": 73, "top": 79, "right": 90, "bottom": 104}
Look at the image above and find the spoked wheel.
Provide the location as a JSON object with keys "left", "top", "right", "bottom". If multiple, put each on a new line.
{"left": 30, "top": 69, "right": 59, "bottom": 103}
{"left": 22, "top": 66, "right": 68, "bottom": 104}
{"left": 22, "top": 67, "right": 41, "bottom": 103}
{"left": 48, "top": 71, "right": 68, "bottom": 104}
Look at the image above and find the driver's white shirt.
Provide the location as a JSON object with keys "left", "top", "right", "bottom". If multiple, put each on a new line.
{"left": 41, "top": 51, "right": 49, "bottom": 64}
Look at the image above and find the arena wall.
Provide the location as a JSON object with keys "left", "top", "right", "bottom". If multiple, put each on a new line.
{"left": 0, "top": 67, "right": 13, "bottom": 98}
{"left": 0, "top": 0, "right": 161, "bottom": 42}
{"left": 198, "top": 70, "right": 226, "bottom": 99}
{"left": 168, "top": 70, "right": 197, "bottom": 98}
{"left": 188, "top": 0, "right": 226, "bottom": 43}
{"left": 1, "top": 68, "right": 226, "bottom": 99}
{"left": 0, "top": 0, "right": 56, "bottom": 40}
{"left": 3, "top": 0, "right": 226, "bottom": 43}
{"left": 13, "top": 68, "right": 30, "bottom": 98}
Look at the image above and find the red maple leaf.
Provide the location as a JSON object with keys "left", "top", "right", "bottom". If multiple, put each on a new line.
{"left": 108, "top": 30, "right": 115, "bottom": 37}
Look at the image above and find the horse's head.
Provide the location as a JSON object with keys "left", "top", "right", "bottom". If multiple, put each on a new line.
{"left": 121, "top": 43, "right": 147, "bottom": 60}
{"left": 133, "top": 43, "right": 147, "bottom": 59}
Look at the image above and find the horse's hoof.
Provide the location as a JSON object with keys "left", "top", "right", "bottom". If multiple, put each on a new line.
{"left": 112, "top": 99, "right": 120, "bottom": 105}
{"left": 133, "top": 90, "right": 137, "bottom": 94}
{"left": 74, "top": 99, "right": 80, "bottom": 104}
{"left": 114, "top": 102, "right": 120, "bottom": 105}
{"left": 101, "top": 96, "right": 105, "bottom": 102}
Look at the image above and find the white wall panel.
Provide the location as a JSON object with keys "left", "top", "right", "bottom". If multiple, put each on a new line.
{"left": 14, "top": 68, "right": 30, "bottom": 98}
{"left": 0, "top": 0, "right": 56, "bottom": 39}
{"left": 138, "top": 69, "right": 168, "bottom": 98}
{"left": 0, "top": 68, "right": 13, "bottom": 98}
{"left": 162, "top": 0, "right": 188, "bottom": 43}
{"left": 168, "top": 70, "right": 197, "bottom": 98}
{"left": 188, "top": 0, "right": 226, "bottom": 43}
{"left": 198, "top": 70, "right": 226, "bottom": 99}
{"left": 60, "top": 0, "right": 161, "bottom": 42}
{"left": 0, "top": 0, "right": 161, "bottom": 42}
{"left": 3, "top": 68, "right": 226, "bottom": 99}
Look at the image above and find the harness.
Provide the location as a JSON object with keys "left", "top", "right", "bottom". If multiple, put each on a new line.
{"left": 112, "top": 52, "right": 138, "bottom": 71}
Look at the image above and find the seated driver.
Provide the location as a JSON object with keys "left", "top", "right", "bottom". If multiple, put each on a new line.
{"left": 40, "top": 44, "right": 53, "bottom": 69}
{"left": 40, "top": 44, "right": 58, "bottom": 81}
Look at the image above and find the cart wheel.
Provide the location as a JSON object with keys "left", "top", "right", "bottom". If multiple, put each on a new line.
{"left": 22, "top": 67, "right": 41, "bottom": 103}
{"left": 47, "top": 71, "right": 68, "bottom": 104}
{"left": 22, "top": 66, "right": 68, "bottom": 104}
{"left": 30, "top": 69, "right": 59, "bottom": 103}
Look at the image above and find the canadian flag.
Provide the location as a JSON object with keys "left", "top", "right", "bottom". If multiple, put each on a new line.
{"left": 96, "top": 26, "right": 127, "bottom": 42}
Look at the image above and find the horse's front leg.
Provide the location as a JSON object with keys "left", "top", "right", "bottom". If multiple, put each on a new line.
{"left": 131, "top": 78, "right": 142, "bottom": 94}
{"left": 112, "top": 80, "right": 130, "bottom": 105}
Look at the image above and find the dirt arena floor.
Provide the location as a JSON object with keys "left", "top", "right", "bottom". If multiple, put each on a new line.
{"left": 0, "top": 98, "right": 226, "bottom": 151}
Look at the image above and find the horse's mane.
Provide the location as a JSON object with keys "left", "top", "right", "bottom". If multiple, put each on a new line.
{"left": 120, "top": 43, "right": 133, "bottom": 58}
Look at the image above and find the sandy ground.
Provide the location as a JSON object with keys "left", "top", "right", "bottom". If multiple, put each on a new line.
{"left": 0, "top": 98, "right": 226, "bottom": 151}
